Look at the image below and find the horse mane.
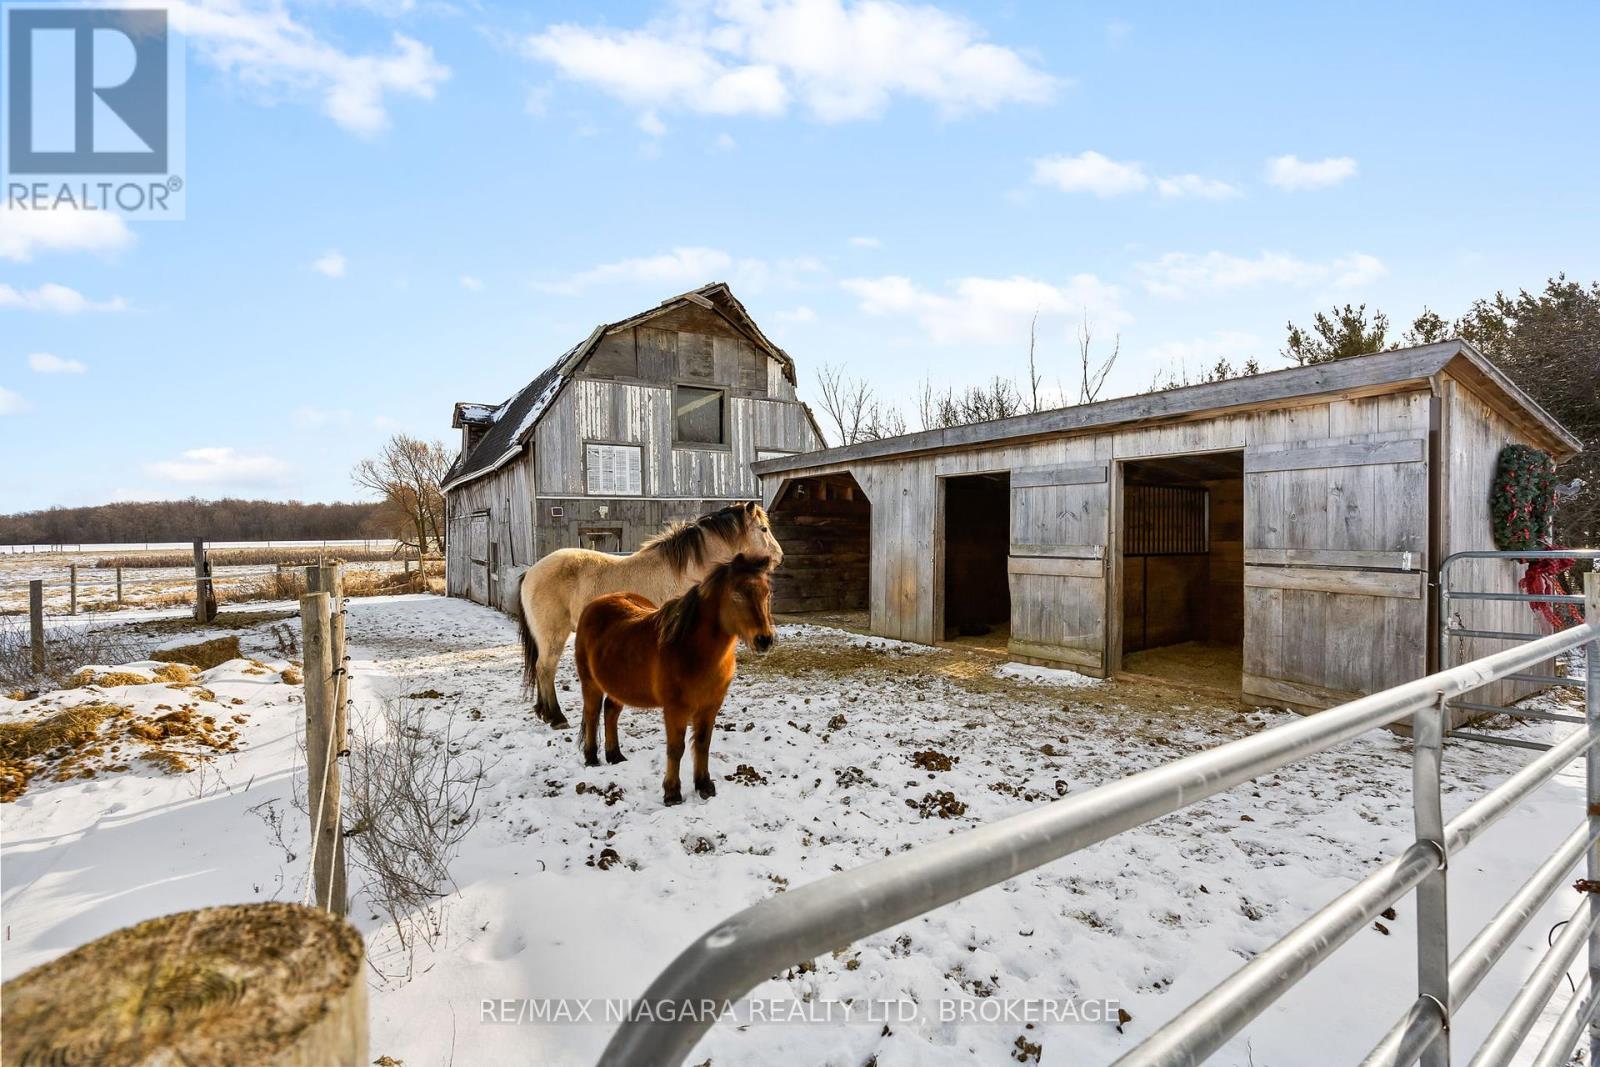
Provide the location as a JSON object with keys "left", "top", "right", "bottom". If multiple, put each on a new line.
{"left": 656, "top": 553, "right": 772, "bottom": 648}
{"left": 640, "top": 501, "right": 762, "bottom": 575}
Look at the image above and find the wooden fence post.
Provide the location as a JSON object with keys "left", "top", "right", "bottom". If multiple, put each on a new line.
{"left": 192, "top": 539, "right": 206, "bottom": 622}
{"left": 29, "top": 580, "right": 45, "bottom": 674}
{"left": 301, "top": 572, "right": 348, "bottom": 915}
{"left": 115, "top": 566, "right": 123, "bottom": 605}
{"left": 68, "top": 564, "right": 77, "bottom": 616}
{"left": 299, "top": 590, "right": 345, "bottom": 915}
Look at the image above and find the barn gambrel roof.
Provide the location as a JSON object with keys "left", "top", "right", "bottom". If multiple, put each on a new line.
{"left": 443, "top": 283, "right": 797, "bottom": 491}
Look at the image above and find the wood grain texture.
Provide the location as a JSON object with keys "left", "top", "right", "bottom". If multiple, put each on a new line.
{"left": 1244, "top": 564, "right": 1424, "bottom": 598}
{"left": 1008, "top": 556, "right": 1103, "bottom": 578}
{"left": 1243, "top": 435, "right": 1425, "bottom": 472}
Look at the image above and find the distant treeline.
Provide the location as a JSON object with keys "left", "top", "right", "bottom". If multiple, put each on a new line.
{"left": 0, "top": 498, "right": 388, "bottom": 546}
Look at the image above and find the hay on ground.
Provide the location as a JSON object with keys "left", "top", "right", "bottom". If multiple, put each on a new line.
{"left": 151, "top": 636, "right": 241, "bottom": 671}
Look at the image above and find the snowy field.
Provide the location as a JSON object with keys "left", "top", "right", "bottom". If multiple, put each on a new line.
{"left": 1, "top": 593, "right": 1591, "bottom": 1066}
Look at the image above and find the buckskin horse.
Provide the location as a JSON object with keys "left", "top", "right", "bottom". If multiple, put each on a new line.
{"left": 572, "top": 553, "right": 776, "bottom": 806}
{"left": 516, "top": 502, "right": 782, "bottom": 727}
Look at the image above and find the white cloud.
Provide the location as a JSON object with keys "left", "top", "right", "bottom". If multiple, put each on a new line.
{"left": 638, "top": 111, "right": 668, "bottom": 137}
{"left": 776, "top": 305, "right": 817, "bottom": 323}
{"left": 1033, "top": 151, "right": 1237, "bottom": 200}
{"left": 311, "top": 249, "right": 348, "bottom": 278}
{"left": 0, "top": 208, "right": 133, "bottom": 262}
{"left": 1265, "top": 154, "right": 1358, "bottom": 191}
{"left": 1031, "top": 151, "right": 1148, "bottom": 197}
{"left": 0, "top": 283, "right": 127, "bottom": 313}
{"left": 543, "top": 247, "right": 825, "bottom": 294}
{"left": 1136, "top": 250, "right": 1387, "bottom": 298}
{"left": 146, "top": 446, "right": 292, "bottom": 487}
{"left": 842, "top": 272, "right": 1128, "bottom": 344}
{"left": 1155, "top": 174, "right": 1240, "bottom": 200}
{"left": 28, "top": 352, "right": 87, "bottom": 374}
{"left": 523, "top": 0, "right": 1056, "bottom": 125}
{"left": 459, "top": 274, "right": 484, "bottom": 291}
{"left": 0, "top": 386, "right": 26, "bottom": 415}
{"left": 848, "top": 235, "right": 882, "bottom": 249}
{"left": 172, "top": 1, "right": 449, "bottom": 136}
{"left": 713, "top": 132, "right": 737, "bottom": 151}
{"left": 548, "top": 246, "right": 733, "bottom": 292}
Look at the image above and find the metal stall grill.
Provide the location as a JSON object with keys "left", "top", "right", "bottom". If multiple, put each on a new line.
{"left": 1438, "top": 549, "right": 1599, "bottom": 751}
{"left": 602, "top": 575, "right": 1600, "bottom": 1067}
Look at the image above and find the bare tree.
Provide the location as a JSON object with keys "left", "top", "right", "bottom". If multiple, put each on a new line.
{"left": 1025, "top": 311, "right": 1043, "bottom": 412}
{"left": 814, "top": 362, "right": 874, "bottom": 446}
{"left": 1077, "top": 315, "right": 1120, "bottom": 404}
{"left": 352, "top": 434, "right": 452, "bottom": 554}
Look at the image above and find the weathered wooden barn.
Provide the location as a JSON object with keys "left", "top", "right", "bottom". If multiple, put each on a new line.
{"left": 753, "top": 341, "right": 1582, "bottom": 712}
{"left": 443, "top": 283, "right": 823, "bottom": 609}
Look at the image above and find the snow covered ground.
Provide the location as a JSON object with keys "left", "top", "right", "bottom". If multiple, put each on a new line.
{"left": 1, "top": 593, "right": 1592, "bottom": 1066}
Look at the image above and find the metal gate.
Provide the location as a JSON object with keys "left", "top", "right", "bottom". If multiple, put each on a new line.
{"left": 1438, "top": 549, "right": 1599, "bottom": 750}
{"left": 604, "top": 575, "right": 1600, "bottom": 1067}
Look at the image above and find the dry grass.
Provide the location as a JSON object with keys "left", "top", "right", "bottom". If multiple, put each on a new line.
{"left": 70, "top": 669, "right": 155, "bottom": 688}
{"left": 224, "top": 561, "right": 445, "bottom": 605}
{"left": 151, "top": 636, "right": 241, "bottom": 671}
{"left": 0, "top": 699, "right": 245, "bottom": 802}
{"left": 95, "top": 547, "right": 424, "bottom": 569}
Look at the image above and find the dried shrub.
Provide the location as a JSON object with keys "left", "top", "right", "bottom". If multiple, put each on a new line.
{"left": 343, "top": 699, "right": 481, "bottom": 972}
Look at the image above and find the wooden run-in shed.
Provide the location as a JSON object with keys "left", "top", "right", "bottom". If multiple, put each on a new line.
{"left": 752, "top": 341, "right": 1583, "bottom": 713}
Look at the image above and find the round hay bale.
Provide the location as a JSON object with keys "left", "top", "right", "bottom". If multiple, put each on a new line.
{"left": 1, "top": 902, "right": 366, "bottom": 1067}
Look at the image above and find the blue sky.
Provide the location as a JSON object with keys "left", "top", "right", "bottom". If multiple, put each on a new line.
{"left": 3, "top": 0, "right": 1597, "bottom": 513}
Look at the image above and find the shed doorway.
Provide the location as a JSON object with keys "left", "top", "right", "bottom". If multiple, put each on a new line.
{"left": 1118, "top": 453, "right": 1244, "bottom": 691}
{"left": 941, "top": 472, "right": 1011, "bottom": 649}
{"left": 767, "top": 472, "right": 870, "bottom": 627}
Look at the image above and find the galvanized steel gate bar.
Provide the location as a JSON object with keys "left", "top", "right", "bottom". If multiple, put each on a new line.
{"left": 603, "top": 575, "right": 1599, "bottom": 1066}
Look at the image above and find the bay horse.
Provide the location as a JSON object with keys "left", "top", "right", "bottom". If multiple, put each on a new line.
{"left": 573, "top": 554, "right": 776, "bottom": 806}
{"left": 516, "top": 502, "right": 782, "bottom": 728}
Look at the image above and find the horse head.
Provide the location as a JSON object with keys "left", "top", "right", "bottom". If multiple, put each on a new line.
{"left": 732, "top": 502, "right": 784, "bottom": 569}
{"left": 716, "top": 553, "right": 777, "bottom": 653}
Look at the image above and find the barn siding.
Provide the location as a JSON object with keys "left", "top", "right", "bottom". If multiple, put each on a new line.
{"left": 761, "top": 388, "right": 1445, "bottom": 704}
{"left": 1440, "top": 375, "right": 1555, "bottom": 712}
{"left": 444, "top": 457, "right": 535, "bottom": 609}
{"left": 451, "top": 307, "right": 821, "bottom": 611}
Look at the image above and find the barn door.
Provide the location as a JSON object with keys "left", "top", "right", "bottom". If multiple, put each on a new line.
{"left": 468, "top": 511, "right": 490, "bottom": 605}
{"left": 1008, "top": 463, "right": 1110, "bottom": 674}
{"left": 1243, "top": 431, "right": 1428, "bottom": 707}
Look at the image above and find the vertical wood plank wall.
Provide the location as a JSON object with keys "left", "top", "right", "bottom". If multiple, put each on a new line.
{"left": 762, "top": 386, "right": 1469, "bottom": 706}
{"left": 443, "top": 458, "right": 535, "bottom": 609}
{"left": 448, "top": 308, "right": 821, "bottom": 608}
{"left": 1440, "top": 378, "right": 1553, "bottom": 711}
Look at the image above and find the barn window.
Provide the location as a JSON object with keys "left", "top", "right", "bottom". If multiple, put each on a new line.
{"left": 585, "top": 442, "right": 642, "bottom": 496}
{"left": 675, "top": 385, "right": 726, "bottom": 446}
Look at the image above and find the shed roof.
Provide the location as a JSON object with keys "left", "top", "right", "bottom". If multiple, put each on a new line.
{"left": 443, "top": 282, "right": 796, "bottom": 491}
{"left": 751, "top": 340, "right": 1580, "bottom": 479}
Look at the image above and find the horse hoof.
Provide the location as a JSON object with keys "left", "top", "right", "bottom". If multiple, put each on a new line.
{"left": 605, "top": 750, "right": 627, "bottom": 764}
{"left": 583, "top": 752, "right": 600, "bottom": 767}
{"left": 548, "top": 714, "right": 571, "bottom": 730}
{"left": 695, "top": 780, "right": 717, "bottom": 800}
{"left": 663, "top": 789, "right": 683, "bottom": 807}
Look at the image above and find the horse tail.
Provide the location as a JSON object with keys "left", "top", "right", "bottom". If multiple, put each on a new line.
{"left": 516, "top": 570, "right": 539, "bottom": 694}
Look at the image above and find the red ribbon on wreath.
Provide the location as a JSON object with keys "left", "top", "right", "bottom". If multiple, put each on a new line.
{"left": 1492, "top": 445, "right": 1582, "bottom": 630}
{"left": 1520, "top": 554, "right": 1582, "bottom": 630}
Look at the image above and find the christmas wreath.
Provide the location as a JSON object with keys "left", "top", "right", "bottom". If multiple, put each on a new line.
{"left": 1490, "top": 444, "right": 1580, "bottom": 629}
